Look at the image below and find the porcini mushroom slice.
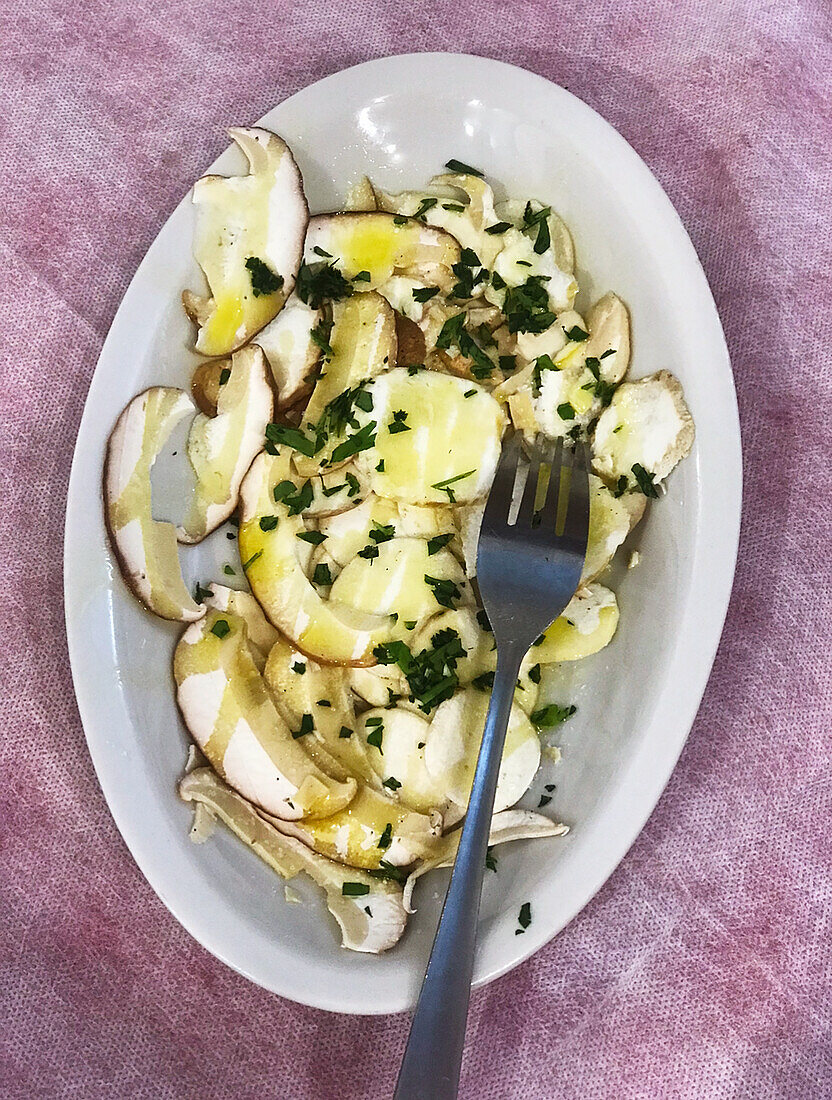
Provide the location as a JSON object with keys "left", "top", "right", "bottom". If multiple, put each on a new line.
{"left": 302, "top": 212, "right": 461, "bottom": 298}
{"left": 292, "top": 291, "right": 397, "bottom": 478}
{"left": 253, "top": 292, "right": 323, "bottom": 410}
{"left": 403, "top": 808, "right": 568, "bottom": 912}
{"left": 177, "top": 345, "right": 273, "bottom": 543}
{"left": 179, "top": 768, "right": 406, "bottom": 953}
{"left": 174, "top": 609, "right": 357, "bottom": 820}
{"left": 104, "top": 387, "right": 203, "bottom": 622}
{"left": 592, "top": 370, "right": 695, "bottom": 488}
{"left": 188, "top": 127, "right": 308, "bottom": 356}
{"left": 531, "top": 584, "right": 620, "bottom": 664}
{"left": 238, "top": 451, "right": 392, "bottom": 666}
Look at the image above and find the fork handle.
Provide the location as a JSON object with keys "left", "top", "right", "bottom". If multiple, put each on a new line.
{"left": 394, "top": 643, "right": 524, "bottom": 1100}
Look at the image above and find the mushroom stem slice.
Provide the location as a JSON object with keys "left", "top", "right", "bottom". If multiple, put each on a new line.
{"left": 403, "top": 808, "right": 569, "bottom": 912}
{"left": 174, "top": 609, "right": 357, "bottom": 820}
{"left": 253, "top": 292, "right": 323, "bottom": 411}
{"left": 190, "top": 127, "right": 308, "bottom": 356}
{"left": 532, "top": 583, "right": 620, "bottom": 664}
{"left": 178, "top": 345, "right": 273, "bottom": 543}
{"left": 105, "top": 387, "right": 203, "bottom": 622}
{"left": 179, "top": 768, "right": 406, "bottom": 953}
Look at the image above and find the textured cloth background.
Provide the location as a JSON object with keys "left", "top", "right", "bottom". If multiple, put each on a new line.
{"left": 2, "top": 1, "right": 831, "bottom": 1097}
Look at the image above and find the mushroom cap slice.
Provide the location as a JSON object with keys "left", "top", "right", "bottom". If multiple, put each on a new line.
{"left": 592, "top": 370, "right": 695, "bottom": 486}
{"left": 355, "top": 706, "right": 451, "bottom": 817}
{"left": 238, "top": 450, "right": 392, "bottom": 665}
{"left": 302, "top": 212, "right": 461, "bottom": 296}
{"left": 174, "top": 609, "right": 357, "bottom": 820}
{"left": 179, "top": 768, "right": 406, "bottom": 953}
{"left": 177, "top": 345, "right": 273, "bottom": 543}
{"left": 190, "top": 127, "right": 308, "bottom": 356}
{"left": 356, "top": 368, "right": 505, "bottom": 506}
{"left": 104, "top": 387, "right": 204, "bottom": 622}
{"left": 263, "top": 636, "right": 378, "bottom": 786}
{"left": 293, "top": 291, "right": 397, "bottom": 478}
{"left": 253, "top": 292, "right": 322, "bottom": 410}
{"left": 532, "top": 583, "right": 620, "bottom": 664}
{"left": 424, "top": 688, "right": 541, "bottom": 814}
{"left": 403, "top": 808, "right": 568, "bottom": 912}
{"left": 272, "top": 783, "right": 441, "bottom": 870}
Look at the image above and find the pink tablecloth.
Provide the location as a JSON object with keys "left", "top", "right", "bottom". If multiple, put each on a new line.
{"left": 2, "top": 2, "right": 830, "bottom": 1097}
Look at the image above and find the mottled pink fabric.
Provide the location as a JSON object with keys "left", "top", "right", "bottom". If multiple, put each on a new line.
{"left": 2, "top": 1, "right": 831, "bottom": 1097}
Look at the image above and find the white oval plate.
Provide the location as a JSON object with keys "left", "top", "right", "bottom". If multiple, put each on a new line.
{"left": 65, "top": 53, "right": 741, "bottom": 1015}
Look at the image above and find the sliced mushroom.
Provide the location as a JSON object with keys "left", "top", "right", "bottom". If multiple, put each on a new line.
{"left": 592, "top": 370, "right": 695, "bottom": 487}
{"left": 302, "top": 212, "right": 461, "bottom": 297}
{"left": 104, "top": 387, "right": 203, "bottom": 622}
{"left": 403, "top": 808, "right": 568, "bottom": 912}
{"left": 355, "top": 706, "right": 451, "bottom": 816}
{"left": 238, "top": 451, "right": 392, "bottom": 665}
{"left": 532, "top": 583, "right": 620, "bottom": 664}
{"left": 174, "top": 609, "right": 357, "bottom": 819}
{"left": 423, "top": 688, "right": 541, "bottom": 815}
{"left": 293, "top": 291, "right": 397, "bottom": 478}
{"left": 253, "top": 292, "right": 322, "bottom": 410}
{"left": 179, "top": 768, "right": 406, "bottom": 953}
{"left": 178, "top": 345, "right": 273, "bottom": 543}
{"left": 188, "top": 127, "right": 308, "bottom": 356}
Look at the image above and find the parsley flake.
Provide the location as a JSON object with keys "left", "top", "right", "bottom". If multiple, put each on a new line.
{"left": 210, "top": 619, "right": 230, "bottom": 639}
{"left": 245, "top": 256, "right": 284, "bottom": 297}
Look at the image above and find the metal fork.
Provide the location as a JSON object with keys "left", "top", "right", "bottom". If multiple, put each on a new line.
{"left": 394, "top": 434, "right": 591, "bottom": 1100}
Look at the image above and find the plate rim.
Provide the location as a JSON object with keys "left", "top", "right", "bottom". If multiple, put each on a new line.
{"left": 64, "top": 51, "right": 742, "bottom": 1014}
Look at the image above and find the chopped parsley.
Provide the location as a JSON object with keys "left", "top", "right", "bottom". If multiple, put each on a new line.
{"left": 312, "top": 246, "right": 333, "bottom": 258}
{"left": 316, "top": 699, "right": 332, "bottom": 708}
{"left": 370, "top": 521, "right": 396, "bottom": 544}
{"left": 245, "top": 256, "right": 284, "bottom": 297}
{"left": 442, "top": 202, "right": 465, "bottom": 212}
{"left": 464, "top": 388, "right": 477, "bottom": 398}
{"left": 367, "top": 860, "right": 406, "bottom": 884}
{"left": 309, "top": 319, "right": 334, "bottom": 359}
{"left": 259, "top": 515, "right": 278, "bottom": 532}
{"left": 345, "top": 472, "right": 361, "bottom": 497}
{"left": 357, "top": 544, "right": 379, "bottom": 561}
{"left": 424, "top": 575, "right": 462, "bottom": 609}
{"left": 557, "top": 402, "right": 576, "bottom": 421}
{"left": 296, "top": 530, "right": 326, "bottom": 545}
{"left": 274, "top": 479, "right": 313, "bottom": 516}
{"left": 613, "top": 474, "right": 629, "bottom": 498}
{"left": 485, "top": 848, "right": 498, "bottom": 873}
{"left": 393, "top": 215, "right": 408, "bottom": 226}
{"left": 366, "top": 724, "right": 384, "bottom": 750}
{"left": 412, "top": 286, "right": 440, "bottom": 303}
{"left": 374, "top": 628, "right": 466, "bottom": 713}
{"left": 444, "top": 158, "right": 484, "bottom": 178}
{"left": 222, "top": 564, "right": 235, "bottom": 576}
{"left": 484, "top": 221, "right": 512, "bottom": 235}
{"left": 265, "top": 423, "right": 317, "bottom": 457}
{"left": 528, "top": 664, "right": 541, "bottom": 684}
{"left": 342, "top": 882, "right": 370, "bottom": 897}
{"left": 632, "top": 463, "right": 659, "bottom": 498}
{"left": 194, "top": 583, "right": 213, "bottom": 603}
{"left": 564, "top": 325, "right": 589, "bottom": 342}
{"left": 330, "top": 421, "right": 377, "bottom": 463}
{"left": 377, "top": 823, "right": 393, "bottom": 849}
{"left": 292, "top": 713, "right": 314, "bottom": 739}
{"left": 516, "top": 901, "right": 532, "bottom": 934}
{"left": 339, "top": 725, "right": 353, "bottom": 738}
{"left": 292, "top": 661, "right": 306, "bottom": 674}
{"left": 218, "top": 367, "right": 231, "bottom": 386}
{"left": 241, "top": 551, "right": 262, "bottom": 571}
{"left": 210, "top": 619, "right": 230, "bottom": 639}
{"left": 491, "top": 270, "right": 507, "bottom": 291}
{"left": 352, "top": 269, "right": 371, "bottom": 282}
{"left": 413, "top": 196, "right": 438, "bottom": 220}
{"left": 375, "top": 459, "right": 385, "bottom": 472}
{"left": 520, "top": 202, "right": 552, "bottom": 255}
{"left": 382, "top": 776, "right": 402, "bottom": 791}
{"left": 426, "top": 532, "right": 454, "bottom": 555}
{"left": 503, "top": 277, "right": 557, "bottom": 334}
{"left": 431, "top": 469, "right": 475, "bottom": 503}
{"left": 388, "top": 410, "right": 411, "bottom": 434}
{"left": 296, "top": 260, "right": 352, "bottom": 309}
{"left": 530, "top": 703, "right": 577, "bottom": 729}
{"left": 312, "top": 563, "right": 333, "bottom": 586}
{"left": 472, "top": 671, "right": 495, "bottom": 690}
{"left": 538, "top": 794, "right": 552, "bottom": 808}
